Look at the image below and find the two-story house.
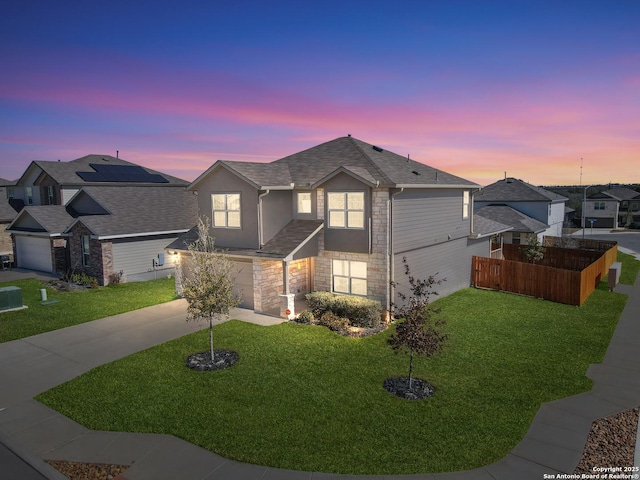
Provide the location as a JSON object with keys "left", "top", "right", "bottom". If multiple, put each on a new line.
{"left": 583, "top": 186, "right": 640, "bottom": 229}
{"left": 473, "top": 177, "right": 568, "bottom": 245}
{"left": 6, "top": 155, "right": 197, "bottom": 283}
{"left": 169, "top": 135, "right": 501, "bottom": 318}
{"left": 0, "top": 178, "right": 20, "bottom": 264}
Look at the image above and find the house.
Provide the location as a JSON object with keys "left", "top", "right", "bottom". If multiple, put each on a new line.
{"left": 6, "top": 156, "right": 198, "bottom": 283}
{"left": 0, "top": 178, "right": 20, "bottom": 265}
{"left": 583, "top": 186, "right": 640, "bottom": 229}
{"left": 169, "top": 135, "right": 502, "bottom": 318}
{"left": 473, "top": 177, "right": 568, "bottom": 245}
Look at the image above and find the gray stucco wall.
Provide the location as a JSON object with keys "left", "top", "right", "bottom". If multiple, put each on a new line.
{"left": 322, "top": 173, "right": 370, "bottom": 254}
{"left": 261, "top": 190, "right": 293, "bottom": 245}
{"left": 195, "top": 167, "right": 259, "bottom": 249}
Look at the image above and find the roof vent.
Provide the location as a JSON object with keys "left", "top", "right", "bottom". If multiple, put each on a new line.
{"left": 372, "top": 145, "right": 383, "bottom": 152}
{"left": 412, "top": 170, "right": 420, "bottom": 176}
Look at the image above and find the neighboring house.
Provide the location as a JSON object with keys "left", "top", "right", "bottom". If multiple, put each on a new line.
{"left": 583, "top": 187, "right": 640, "bottom": 229}
{"left": 7, "top": 156, "right": 197, "bottom": 283}
{"left": 169, "top": 135, "right": 503, "bottom": 318}
{"left": 0, "top": 178, "right": 20, "bottom": 262}
{"left": 473, "top": 177, "right": 568, "bottom": 245}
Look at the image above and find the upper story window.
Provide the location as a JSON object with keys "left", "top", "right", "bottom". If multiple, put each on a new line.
{"left": 622, "top": 201, "right": 628, "bottom": 209}
{"left": 212, "top": 193, "right": 241, "bottom": 228}
{"left": 512, "top": 232, "right": 521, "bottom": 245}
{"left": 26, "top": 186, "right": 33, "bottom": 205}
{"left": 47, "top": 186, "right": 55, "bottom": 205}
{"left": 327, "top": 192, "right": 364, "bottom": 229}
{"left": 6, "top": 187, "right": 14, "bottom": 199}
{"left": 462, "top": 191, "right": 470, "bottom": 219}
{"left": 594, "top": 201, "right": 605, "bottom": 211}
{"left": 297, "top": 192, "right": 312, "bottom": 214}
{"left": 81, "top": 235, "right": 90, "bottom": 266}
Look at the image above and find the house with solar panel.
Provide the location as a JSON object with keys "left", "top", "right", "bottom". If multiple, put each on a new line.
{"left": 6, "top": 155, "right": 197, "bottom": 284}
{"left": 168, "top": 135, "right": 504, "bottom": 318}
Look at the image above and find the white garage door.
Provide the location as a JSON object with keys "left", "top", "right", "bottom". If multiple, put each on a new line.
{"left": 231, "top": 260, "right": 254, "bottom": 310}
{"left": 16, "top": 236, "right": 53, "bottom": 272}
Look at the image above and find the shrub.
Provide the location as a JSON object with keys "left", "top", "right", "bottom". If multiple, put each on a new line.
{"left": 295, "top": 310, "right": 314, "bottom": 324}
{"left": 107, "top": 271, "right": 123, "bottom": 286}
{"left": 306, "top": 292, "right": 382, "bottom": 328}
{"left": 318, "top": 311, "right": 349, "bottom": 334}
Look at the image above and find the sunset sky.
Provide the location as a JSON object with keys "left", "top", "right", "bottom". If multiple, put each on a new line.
{"left": 1, "top": 1, "right": 638, "bottom": 186}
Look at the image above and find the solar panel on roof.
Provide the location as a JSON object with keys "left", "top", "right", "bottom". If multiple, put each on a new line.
{"left": 76, "top": 164, "right": 169, "bottom": 183}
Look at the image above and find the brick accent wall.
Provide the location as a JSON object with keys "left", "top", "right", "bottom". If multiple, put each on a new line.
{"left": 314, "top": 188, "right": 389, "bottom": 306}
{"left": 52, "top": 238, "right": 68, "bottom": 273}
{"left": 253, "top": 259, "right": 283, "bottom": 313}
{"left": 68, "top": 223, "right": 114, "bottom": 285}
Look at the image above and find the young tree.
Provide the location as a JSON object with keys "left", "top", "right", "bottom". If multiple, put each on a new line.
{"left": 523, "top": 233, "right": 544, "bottom": 264}
{"left": 180, "top": 217, "right": 239, "bottom": 361}
{"left": 388, "top": 257, "right": 448, "bottom": 390}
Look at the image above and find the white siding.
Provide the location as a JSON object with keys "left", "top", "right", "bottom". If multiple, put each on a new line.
{"left": 112, "top": 236, "right": 179, "bottom": 282}
{"left": 62, "top": 188, "right": 80, "bottom": 205}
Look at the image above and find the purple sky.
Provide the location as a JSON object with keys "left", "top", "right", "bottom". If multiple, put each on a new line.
{"left": 1, "top": 1, "right": 639, "bottom": 186}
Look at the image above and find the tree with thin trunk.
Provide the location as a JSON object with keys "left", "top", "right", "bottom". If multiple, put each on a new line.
{"left": 180, "top": 217, "right": 239, "bottom": 362}
{"left": 523, "top": 233, "right": 544, "bottom": 264}
{"left": 388, "top": 257, "right": 447, "bottom": 390}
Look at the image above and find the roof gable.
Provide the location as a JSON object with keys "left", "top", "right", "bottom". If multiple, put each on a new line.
{"left": 474, "top": 205, "right": 549, "bottom": 233}
{"left": 7, "top": 205, "right": 73, "bottom": 234}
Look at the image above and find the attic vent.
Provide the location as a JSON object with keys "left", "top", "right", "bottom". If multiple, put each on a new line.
{"left": 411, "top": 170, "right": 420, "bottom": 176}
{"left": 372, "top": 145, "right": 383, "bottom": 152}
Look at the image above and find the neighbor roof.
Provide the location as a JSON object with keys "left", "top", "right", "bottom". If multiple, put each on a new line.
{"left": 475, "top": 178, "right": 568, "bottom": 203}
{"left": 65, "top": 186, "right": 198, "bottom": 238}
{"left": 191, "top": 136, "right": 479, "bottom": 190}
{"left": 474, "top": 205, "right": 549, "bottom": 234}
{"left": 18, "top": 155, "right": 188, "bottom": 187}
{"left": 590, "top": 187, "right": 640, "bottom": 201}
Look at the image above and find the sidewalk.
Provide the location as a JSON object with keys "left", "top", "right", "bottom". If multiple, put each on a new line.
{"left": 1, "top": 278, "right": 639, "bottom": 479}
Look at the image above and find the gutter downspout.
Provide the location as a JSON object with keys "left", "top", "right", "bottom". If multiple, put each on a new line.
{"left": 387, "top": 187, "right": 404, "bottom": 318}
{"left": 258, "top": 190, "right": 270, "bottom": 248}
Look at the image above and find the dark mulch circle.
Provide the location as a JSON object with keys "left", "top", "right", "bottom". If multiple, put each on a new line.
{"left": 185, "top": 350, "right": 239, "bottom": 371}
{"left": 383, "top": 376, "right": 435, "bottom": 400}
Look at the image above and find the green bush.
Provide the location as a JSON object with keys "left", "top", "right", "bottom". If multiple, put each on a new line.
{"left": 295, "top": 310, "right": 314, "bottom": 324}
{"left": 317, "top": 311, "right": 349, "bottom": 334}
{"left": 305, "top": 291, "right": 382, "bottom": 328}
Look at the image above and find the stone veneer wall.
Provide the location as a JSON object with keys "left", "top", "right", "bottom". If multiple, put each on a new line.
{"left": 0, "top": 225, "right": 13, "bottom": 257}
{"left": 314, "top": 187, "right": 389, "bottom": 307}
{"left": 288, "top": 258, "right": 309, "bottom": 299}
{"left": 253, "top": 259, "right": 283, "bottom": 313}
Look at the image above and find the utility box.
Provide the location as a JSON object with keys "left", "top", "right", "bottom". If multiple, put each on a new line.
{"left": 608, "top": 262, "right": 622, "bottom": 291}
{"left": 0, "top": 286, "right": 24, "bottom": 311}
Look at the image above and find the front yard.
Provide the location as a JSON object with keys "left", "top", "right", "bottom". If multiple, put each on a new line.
{"left": 0, "top": 277, "right": 176, "bottom": 343}
{"left": 37, "top": 282, "right": 628, "bottom": 475}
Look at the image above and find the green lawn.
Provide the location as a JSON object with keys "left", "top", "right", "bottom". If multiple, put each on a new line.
{"left": 0, "top": 277, "right": 177, "bottom": 343}
{"left": 618, "top": 251, "right": 640, "bottom": 285}
{"left": 37, "top": 285, "right": 627, "bottom": 475}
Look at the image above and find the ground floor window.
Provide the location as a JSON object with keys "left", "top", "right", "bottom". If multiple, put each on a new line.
{"left": 81, "top": 235, "right": 90, "bottom": 266}
{"left": 332, "top": 259, "right": 367, "bottom": 295}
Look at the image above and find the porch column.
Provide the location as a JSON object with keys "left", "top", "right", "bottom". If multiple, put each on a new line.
{"left": 279, "top": 260, "right": 295, "bottom": 319}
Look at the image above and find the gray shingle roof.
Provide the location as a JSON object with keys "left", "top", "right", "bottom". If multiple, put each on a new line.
{"left": 472, "top": 213, "right": 513, "bottom": 237}
{"left": 594, "top": 187, "right": 640, "bottom": 201}
{"left": 9, "top": 205, "right": 73, "bottom": 234}
{"left": 193, "top": 136, "right": 478, "bottom": 190}
{"left": 20, "top": 155, "right": 188, "bottom": 187}
{"left": 476, "top": 178, "right": 568, "bottom": 203}
{"left": 475, "top": 205, "right": 549, "bottom": 233}
{"left": 68, "top": 186, "right": 198, "bottom": 237}
{"left": 259, "top": 220, "right": 323, "bottom": 258}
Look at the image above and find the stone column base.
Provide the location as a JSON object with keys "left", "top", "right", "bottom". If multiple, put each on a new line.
{"left": 279, "top": 293, "right": 295, "bottom": 319}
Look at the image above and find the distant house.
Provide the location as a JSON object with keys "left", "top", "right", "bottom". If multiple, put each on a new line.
{"left": 169, "top": 135, "right": 504, "bottom": 317}
{"left": 6, "top": 155, "right": 197, "bottom": 283}
{"left": 0, "top": 178, "right": 19, "bottom": 263}
{"left": 473, "top": 177, "right": 568, "bottom": 245}
{"left": 583, "top": 187, "right": 640, "bottom": 229}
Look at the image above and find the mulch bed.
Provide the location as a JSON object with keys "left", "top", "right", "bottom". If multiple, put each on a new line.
{"left": 46, "top": 460, "right": 128, "bottom": 480}
{"left": 185, "top": 350, "right": 238, "bottom": 371}
{"left": 383, "top": 376, "right": 435, "bottom": 400}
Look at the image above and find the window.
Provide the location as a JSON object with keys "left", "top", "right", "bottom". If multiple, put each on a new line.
{"left": 594, "top": 201, "right": 605, "bottom": 211}
{"left": 6, "top": 187, "right": 14, "bottom": 200}
{"left": 81, "top": 235, "right": 90, "bottom": 266}
{"left": 297, "top": 192, "right": 311, "bottom": 214}
{"left": 462, "top": 191, "right": 470, "bottom": 219}
{"left": 632, "top": 202, "right": 639, "bottom": 211}
{"left": 212, "top": 193, "right": 241, "bottom": 228}
{"left": 47, "top": 186, "right": 55, "bottom": 204}
{"left": 327, "top": 192, "right": 364, "bottom": 228}
{"left": 512, "top": 233, "right": 521, "bottom": 245}
{"left": 332, "top": 259, "right": 367, "bottom": 295}
{"left": 26, "top": 186, "right": 33, "bottom": 205}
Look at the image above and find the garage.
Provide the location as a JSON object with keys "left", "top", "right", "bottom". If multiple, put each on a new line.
{"left": 15, "top": 235, "right": 53, "bottom": 272}
{"left": 231, "top": 259, "right": 254, "bottom": 309}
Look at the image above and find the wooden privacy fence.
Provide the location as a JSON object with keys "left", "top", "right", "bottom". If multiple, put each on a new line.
{"left": 472, "top": 240, "right": 618, "bottom": 306}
